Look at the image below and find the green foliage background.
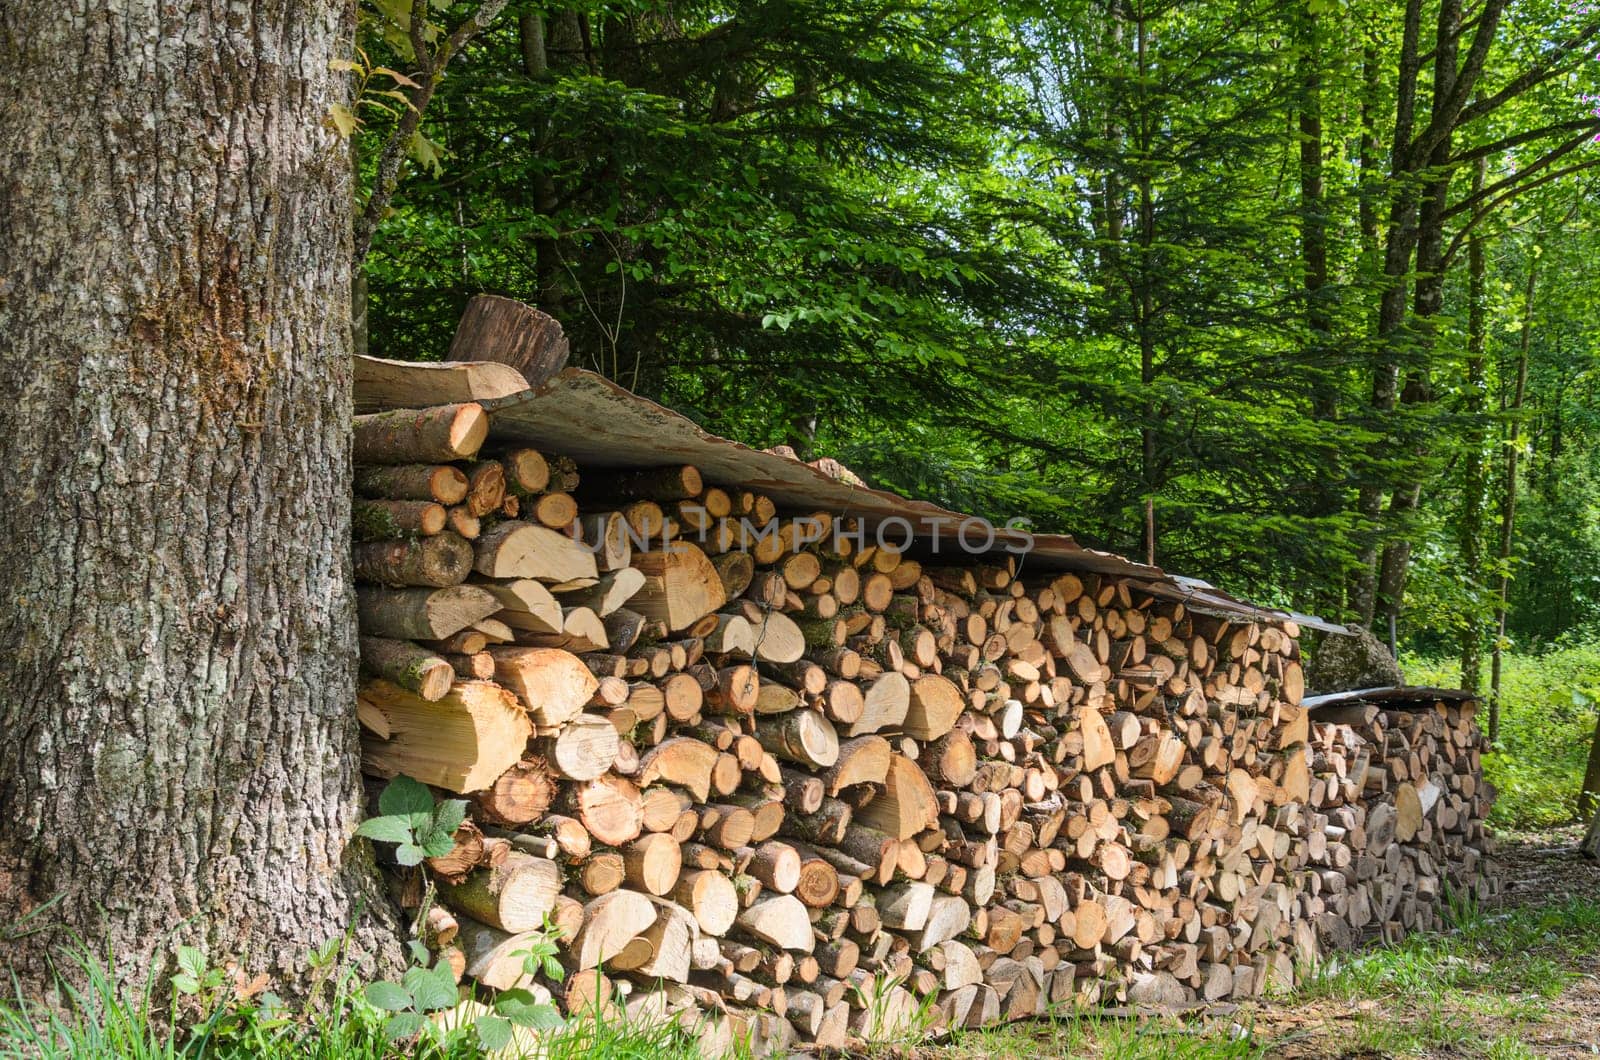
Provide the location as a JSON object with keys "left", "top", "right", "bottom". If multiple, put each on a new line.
{"left": 353, "top": 0, "right": 1600, "bottom": 818}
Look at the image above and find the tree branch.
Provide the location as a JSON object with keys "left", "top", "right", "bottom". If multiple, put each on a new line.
{"left": 1450, "top": 119, "right": 1600, "bottom": 166}
{"left": 1441, "top": 157, "right": 1600, "bottom": 268}
{"left": 352, "top": 0, "right": 510, "bottom": 266}
{"left": 1454, "top": 18, "right": 1600, "bottom": 127}
{"left": 1443, "top": 126, "right": 1600, "bottom": 222}
{"left": 1408, "top": 0, "right": 1508, "bottom": 164}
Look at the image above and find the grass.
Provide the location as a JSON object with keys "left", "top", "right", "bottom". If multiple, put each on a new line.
{"left": 1402, "top": 640, "right": 1600, "bottom": 829}
{"left": 0, "top": 947, "right": 713, "bottom": 1059}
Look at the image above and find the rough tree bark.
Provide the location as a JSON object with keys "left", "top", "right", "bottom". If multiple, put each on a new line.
{"left": 0, "top": 0, "right": 398, "bottom": 996}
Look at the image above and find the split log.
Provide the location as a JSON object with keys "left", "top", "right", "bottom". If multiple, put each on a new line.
{"left": 489, "top": 647, "right": 599, "bottom": 726}
{"left": 359, "top": 679, "right": 531, "bottom": 793}
{"left": 631, "top": 542, "right": 729, "bottom": 632}
{"left": 474, "top": 521, "right": 598, "bottom": 583}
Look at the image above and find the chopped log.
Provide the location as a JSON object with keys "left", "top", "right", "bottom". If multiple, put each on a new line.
{"left": 540, "top": 714, "right": 621, "bottom": 781}
{"left": 462, "top": 461, "right": 507, "bottom": 518}
{"left": 353, "top": 499, "right": 447, "bottom": 541}
{"left": 354, "top": 403, "right": 488, "bottom": 464}
{"left": 854, "top": 754, "right": 939, "bottom": 840}
{"left": 639, "top": 738, "right": 723, "bottom": 802}
{"left": 563, "top": 774, "right": 644, "bottom": 847}
{"left": 567, "top": 568, "right": 646, "bottom": 617}
{"left": 588, "top": 464, "right": 704, "bottom": 504}
{"left": 748, "top": 842, "right": 802, "bottom": 895}
{"left": 474, "top": 521, "right": 598, "bottom": 583}
{"left": 624, "top": 833, "right": 685, "bottom": 896}
{"left": 457, "top": 919, "right": 537, "bottom": 991}
{"left": 474, "top": 578, "right": 563, "bottom": 635}
{"left": 359, "top": 679, "right": 531, "bottom": 793}
{"left": 502, "top": 448, "right": 551, "bottom": 496}
{"left": 635, "top": 900, "right": 698, "bottom": 983}
{"left": 736, "top": 895, "right": 814, "bottom": 952}
{"left": 904, "top": 675, "right": 964, "bottom": 741}
{"left": 437, "top": 852, "right": 562, "bottom": 932}
{"left": 922, "top": 729, "right": 978, "bottom": 789}
{"left": 354, "top": 532, "right": 473, "bottom": 588}
{"left": 822, "top": 736, "right": 892, "bottom": 794}
{"left": 755, "top": 711, "right": 841, "bottom": 770}
{"left": 674, "top": 869, "right": 740, "bottom": 936}
{"left": 489, "top": 647, "right": 599, "bottom": 727}
{"left": 447, "top": 294, "right": 570, "bottom": 385}
{"left": 631, "top": 542, "right": 729, "bottom": 632}
{"left": 848, "top": 672, "right": 911, "bottom": 736}
{"left": 877, "top": 881, "right": 934, "bottom": 931}
{"left": 473, "top": 758, "right": 558, "bottom": 826}
{"left": 573, "top": 889, "right": 658, "bottom": 970}
{"left": 359, "top": 637, "right": 454, "bottom": 701}
{"left": 749, "top": 610, "right": 806, "bottom": 664}
{"left": 354, "top": 463, "right": 469, "bottom": 506}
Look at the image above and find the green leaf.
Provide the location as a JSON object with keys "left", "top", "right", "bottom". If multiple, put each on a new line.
{"left": 420, "top": 829, "right": 458, "bottom": 859}
{"left": 355, "top": 816, "right": 414, "bottom": 844}
{"left": 309, "top": 937, "right": 341, "bottom": 968}
{"left": 379, "top": 775, "right": 435, "bottom": 818}
{"left": 405, "top": 962, "right": 458, "bottom": 1012}
{"left": 394, "top": 842, "right": 426, "bottom": 867}
{"left": 176, "top": 945, "right": 206, "bottom": 980}
{"left": 407, "top": 939, "right": 431, "bottom": 965}
{"left": 475, "top": 1014, "right": 513, "bottom": 1050}
{"left": 498, "top": 991, "right": 563, "bottom": 1030}
{"left": 171, "top": 974, "right": 199, "bottom": 995}
{"left": 434, "top": 799, "right": 468, "bottom": 836}
{"left": 364, "top": 980, "right": 414, "bottom": 1012}
{"left": 543, "top": 956, "right": 565, "bottom": 982}
{"left": 384, "top": 1011, "right": 427, "bottom": 1042}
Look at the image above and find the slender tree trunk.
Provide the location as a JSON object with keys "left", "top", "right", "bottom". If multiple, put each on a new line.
{"left": 1298, "top": 7, "right": 1339, "bottom": 613}
{"left": 1580, "top": 711, "right": 1600, "bottom": 818}
{"left": 1582, "top": 803, "right": 1600, "bottom": 860}
{"left": 1458, "top": 158, "right": 1490, "bottom": 695}
{"left": 1135, "top": 3, "right": 1159, "bottom": 566}
{"left": 0, "top": 0, "right": 397, "bottom": 997}
{"left": 1490, "top": 254, "right": 1536, "bottom": 743}
{"left": 520, "top": 12, "right": 565, "bottom": 315}
{"left": 1351, "top": 0, "right": 1426, "bottom": 626}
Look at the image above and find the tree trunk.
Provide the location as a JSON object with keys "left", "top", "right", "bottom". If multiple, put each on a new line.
{"left": 0, "top": 0, "right": 396, "bottom": 997}
{"left": 1457, "top": 158, "right": 1490, "bottom": 695}
{"left": 1581, "top": 710, "right": 1600, "bottom": 819}
{"left": 1373, "top": 0, "right": 1462, "bottom": 638}
{"left": 1490, "top": 253, "right": 1536, "bottom": 744}
{"left": 1582, "top": 804, "right": 1600, "bottom": 861}
{"left": 1350, "top": 0, "right": 1427, "bottom": 626}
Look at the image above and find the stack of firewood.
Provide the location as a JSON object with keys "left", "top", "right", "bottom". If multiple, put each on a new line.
{"left": 349, "top": 396, "right": 1499, "bottom": 1053}
{"left": 1300, "top": 696, "right": 1498, "bottom": 954}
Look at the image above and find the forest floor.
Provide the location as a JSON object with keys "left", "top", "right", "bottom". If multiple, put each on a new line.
{"left": 923, "top": 828, "right": 1600, "bottom": 1059}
